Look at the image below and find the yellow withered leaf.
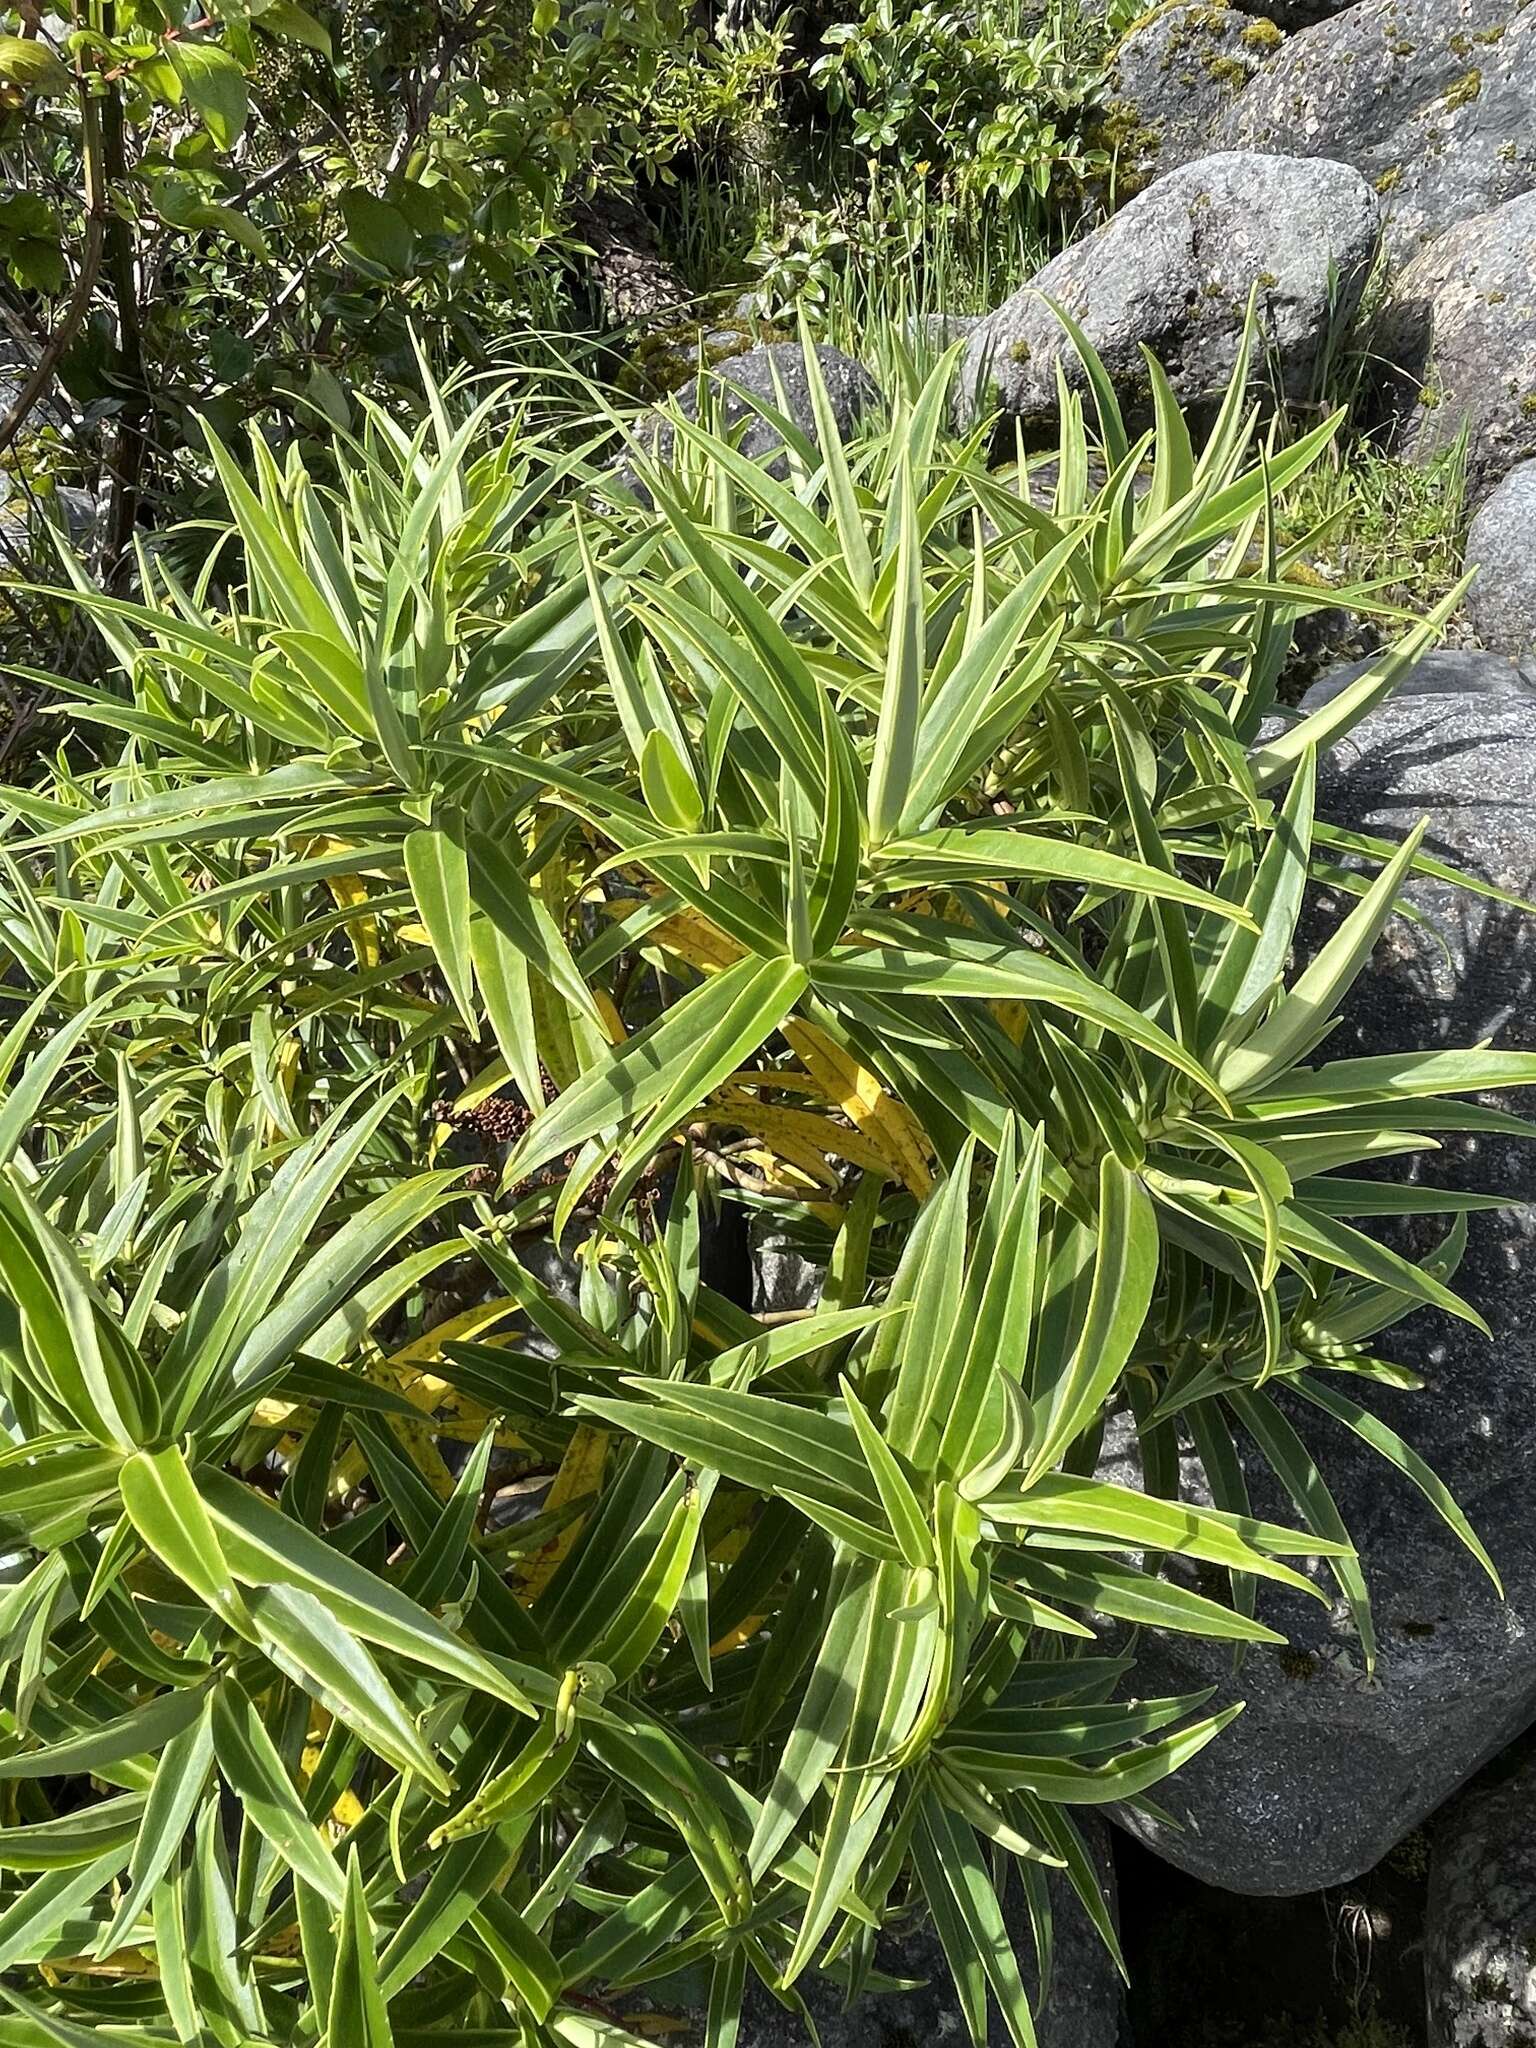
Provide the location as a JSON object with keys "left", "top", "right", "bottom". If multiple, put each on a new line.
{"left": 516, "top": 1422, "right": 610, "bottom": 1602}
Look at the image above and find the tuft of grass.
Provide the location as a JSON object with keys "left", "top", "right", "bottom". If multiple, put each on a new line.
{"left": 1278, "top": 440, "right": 1469, "bottom": 618}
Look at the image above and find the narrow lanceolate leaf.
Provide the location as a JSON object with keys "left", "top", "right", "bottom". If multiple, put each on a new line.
{"left": 1240, "top": 1048, "right": 1536, "bottom": 1114}
{"left": 800, "top": 311, "right": 874, "bottom": 601}
{"left": 555, "top": 1470, "right": 706, "bottom": 1683}
{"left": 380, "top": 1818, "right": 532, "bottom": 1994}
{"left": 867, "top": 452, "right": 923, "bottom": 844}
{"left": 1217, "top": 821, "right": 1427, "bottom": 1095}
{"left": 96, "top": 1703, "right": 214, "bottom": 1955}
{"left": 466, "top": 827, "right": 604, "bottom": 1029}
{"left": 1026, "top": 1157, "right": 1157, "bottom": 1481}
{"left": 1289, "top": 1378, "right": 1501, "bottom": 1594}
{"left": 119, "top": 1443, "right": 254, "bottom": 1638}
{"left": 981, "top": 1473, "right": 1346, "bottom": 1592}
{"left": 999, "top": 1551, "right": 1285, "bottom": 1644}
{"left": 0, "top": 1681, "right": 214, "bottom": 1782}
{"left": 244, "top": 1582, "right": 451, "bottom": 1793}
{"left": 329, "top": 1850, "right": 394, "bottom": 2047}
{"left": 783, "top": 1558, "right": 936, "bottom": 1979}
{"left": 1200, "top": 744, "right": 1316, "bottom": 1048}
{"left": 912, "top": 1787, "right": 1038, "bottom": 2048}
{"left": 503, "top": 954, "right": 808, "bottom": 1193}
{"left": 406, "top": 824, "right": 478, "bottom": 1033}
{"left": 1224, "top": 1385, "right": 1376, "bottom": 1670}
{"left": 811, "top": 935, "right": 1227, "bottom": 1105}
{"left": 939, "top": 1703, "right": 1243, "bottom": 1801}
{"left": 914, "top": 1136, "right": 1040, "bottom": 1488}
{"left": 879, "top": 827, "right": 1252, "bottom": 923}
{"left": 748, "top": 1553, "right": 867, "bottom": 1877}
{"left": 471, "top": 910, "right": 543, "bottom": 1108}
{"left": 1247, "top": 581, "right": 1470, "bottom": 791}
{"left": 0, "top": 1180, "right": 149, "bottom": 1448}
{"left": 198, "top": 1469, "right": 536, "bottom": 1713}
{"left": 0, "top": 1850, "right": 134, "bottom": 1973}
{"left": 0, "top": 1795, "right": 144, "bottom": 1873}
{"left": 840, "top": 1377, "right": 933, "bottom": 1569}
{"left": 210, "top": 1679, "right": 347, "bottom": 1909}
{"left": 576, "top": 1383, "right": 886, "bottom": 1534}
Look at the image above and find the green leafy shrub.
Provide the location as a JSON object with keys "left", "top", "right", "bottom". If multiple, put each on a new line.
{"left": 810, "top": 0, "right": 1113, "bottom": 224}
{"left": 0, "top": 0, "right": 785, "bottom": 568}
{"left": 0, "top": 326, "right": 1525, "bottom": 2043}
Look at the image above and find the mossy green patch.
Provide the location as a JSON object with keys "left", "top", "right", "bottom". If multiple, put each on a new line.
{"left": 1240, "top": 15, "right": 1283, "bottom": 48}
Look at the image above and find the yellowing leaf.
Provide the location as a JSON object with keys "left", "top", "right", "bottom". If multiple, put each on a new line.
{"left": 515, "top": 1423, "right": 608, "bottom": 1602}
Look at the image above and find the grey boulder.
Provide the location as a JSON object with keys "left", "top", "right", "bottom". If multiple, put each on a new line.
{"left": 0, "top": 482, "right": 97, "bottom": 567}
{"left": 1377, "top": 190, "right": 1536, "bottom": 505}
{"left": 1467, "top": 462, "right": 1536, "bottom": 659}
{"left": 1102, "top": 6, "right": 1281, "bottom": 188}
{"left": 1299, "top": 645, "right": 1536, "bottom": 707}
{"left": 617, "top": 343, "right": 884, "bottom": 501}
{"left": 1218, "top": 0, "right": 1536, "bottom": 262}
{"left": 1115, "top": 692, "right": 1536, "bottom": 1895}
{"left": 1427, "top": 1744, "right": 1536, "bottom": 2047}
{"left": 959, "top": 152, "right": 1378, "bottom": 431}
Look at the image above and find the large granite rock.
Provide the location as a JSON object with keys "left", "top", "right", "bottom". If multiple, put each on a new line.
{"left": 959, "top": 153, "right": 1378, "bottom": 432}
{"left": 1427, "top": 1744, "right": 1536, "bottom": 2047}
{"left": 1300, "top": 645, "right": 1536, "bottom": 708}
{"left": 618, "top": 343, "right": 884, "bottom": 501}
{"left": 1377, "top": 191, "right": 1536, "bottom": 505}
{"left": 1218, "top": 0, "right": 1536, "bottom": 263}
{"left": 1100, "top": 6, "right": 1281, "bottom": 189}
{"left": 1467, "top": 462, "right": 1536, "bottom": 659}
{"left": 1115, "top": 692, "right": 1536, "bottom": 1895}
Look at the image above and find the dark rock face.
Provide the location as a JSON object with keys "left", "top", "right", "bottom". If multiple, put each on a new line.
{"left": 959, "top": 153, "right": 1378, "bottom": 431}
{"left": 1467, "top": 462, "right": 1536, "bottom": 658}
{"left": 1102, "top": 6, "right": 1279, "bottom": 187}
{"left": 620, "top": 343, "right": 884, "bottom": 500}
{"left": 1426, "top": 1744, "right": 1536, "bottom": 2047}
{"left": 1300, "top": 646, "right": 1536, "bottom": 708}
{"left": 1377, "top": 191, "right": 1536, "bottom": 506}
{"left": 1116, "top": 693, "right": 1536, "bottom": 1895}
{"left": 1218, "top": 0, "right": 1536, "bottom": 263}
{"left": 1229, "top": 0, "right": 1354, "bottom": 29}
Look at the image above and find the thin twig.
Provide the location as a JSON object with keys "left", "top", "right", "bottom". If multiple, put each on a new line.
{"left": 0, "top": 79, "right": 107, "bottom": 456}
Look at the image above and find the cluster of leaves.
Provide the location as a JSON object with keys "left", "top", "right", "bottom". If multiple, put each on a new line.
{"left": 809, "top": 0, "right": 1115, "bottom": 220}
{"left": 0, "top": 0, "right": 1151, "bottom": 599}
{"left": 0, "top": 0, "right": 785, "bottom": 580}
{"left": 0, "top": 324, "right": 1527, "bottom": 2044}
